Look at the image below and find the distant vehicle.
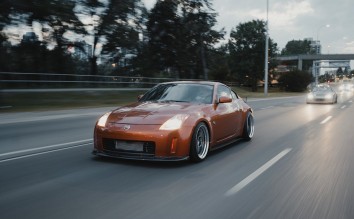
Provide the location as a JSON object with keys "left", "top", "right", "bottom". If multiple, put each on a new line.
{"left": 306, "top": 85, "right": 337, "bottom": 104}
{"left": 92, "top": 81, "right": 254, "bottom": 162}
{"left": 339, "top": 79, "right": 354, "bottom": 92}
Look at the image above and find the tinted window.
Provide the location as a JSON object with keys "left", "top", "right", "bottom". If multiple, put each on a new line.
{"left": 140, "top": 83, "right": 214, "bottom": 104}
{"left": 217, "top": 85, "right": 232, "bottom": 99}
{"left": 313, "top": 86, "right": 331, "bottom": 92}
{"left": 231, "top": 91, "right": 238, "bottom": 100}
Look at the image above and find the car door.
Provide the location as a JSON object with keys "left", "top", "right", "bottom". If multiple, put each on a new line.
{"left": 212, "top": 85, "right": 242, "bottom": 143}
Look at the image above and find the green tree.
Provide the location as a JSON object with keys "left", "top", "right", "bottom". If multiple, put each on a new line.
{"left": 179, "top": 0, "right": 224, "bottom": 79}
{"left": 228, "top": 19, "right": 277, "bottom": 91}
{"left": 278, "top": 70, "right": 312, "bottom": 92}
{"left": 208, "top": 44, "right": 231, "bottom": 82}
{"left": 0, "top": 0, "right": 11, "bottom": 29}
{"left": 0, "top": 0, "right": 28, "bottom": 30}
{"left": 34, "top": 0, "right": 85, "bottom": 74}
{"left": 1, "top": 0, "right": 85, "bottom": 74}
{"left": 319, "top": 72, "right": 334, "bottom": 83}
{"left": 76, "top": 0, "right": 143, "bottom": 75}
{"left": 0, "top": 32, "right": 9, "bottom": 72}
{"left": 281, "top": 39, "right": 314, "bottom": 55}
{"left": 146, "top": 0, "right": 180, "bottom": 77}
{"left": 143, "top": 0, "right": 223, "bottom": 79}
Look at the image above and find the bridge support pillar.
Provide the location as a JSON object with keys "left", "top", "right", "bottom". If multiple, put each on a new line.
{"left": 298, "top": 59, "right": 303, "bottom": 70}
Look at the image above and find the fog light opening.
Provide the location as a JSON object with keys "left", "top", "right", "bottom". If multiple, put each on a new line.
{"left": 170, "top": 138, "right": 178, "bottom": 154}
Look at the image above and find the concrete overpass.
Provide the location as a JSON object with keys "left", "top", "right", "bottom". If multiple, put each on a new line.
{"left": 275, "top": 54, "right": 354, "bottom": 70}
{"left": 276, "top": 54, "right": 354, "bottom": 84}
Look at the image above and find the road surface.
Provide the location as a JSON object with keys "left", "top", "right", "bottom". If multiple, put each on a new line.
{"left": 1, "top": 91, "right": 354, "bottom": 219}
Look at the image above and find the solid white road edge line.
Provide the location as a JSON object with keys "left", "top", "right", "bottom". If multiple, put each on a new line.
{"left": 0, "top": 143, "right": 91, "bottom": 163}
{"left": 320, "top": 116, "right": 332, "bottom": 125}
{"left": 0, "top": 139, "right": 93, "bottom": 157}
{"left": 225, "top": 148, "right": 292, "bottom": 196}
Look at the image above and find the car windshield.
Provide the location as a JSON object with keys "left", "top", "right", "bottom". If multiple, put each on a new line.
{"left": 313, "top": 86, "right": 331, "bottom": 92}
{"left": 140, "top": 83, "right": 214, "bottom": 104}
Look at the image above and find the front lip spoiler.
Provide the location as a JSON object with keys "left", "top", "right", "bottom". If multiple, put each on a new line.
{"left": 92, "top": 150, "right": 189, "bottom": 162}
{"left": 306, "top": 100, "right": 334, "bottom": 104}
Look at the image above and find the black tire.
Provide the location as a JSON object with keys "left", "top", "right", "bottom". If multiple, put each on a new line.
{"left": 242, "top": 112, "right": 255, "bottom": 141}
{"left": 190, "top": 122, "right": 210, "bottom": 162}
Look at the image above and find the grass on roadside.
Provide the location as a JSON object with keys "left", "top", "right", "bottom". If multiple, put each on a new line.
{"left": 0, "top": 87, "right": 305, "bottom": 112}
{"left": 0, "top": 90, "right": 144, "bottom": 112}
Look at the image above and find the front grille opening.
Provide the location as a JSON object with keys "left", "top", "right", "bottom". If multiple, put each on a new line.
{"left": 102, "top": 138, "right": 155, "bottom": 156}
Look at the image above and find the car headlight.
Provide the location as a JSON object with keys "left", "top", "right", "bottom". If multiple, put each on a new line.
{"left": 325, "top": 94, "right": 332, "bottom": 99}
{"left": 159, "top": 114, "right": 189, "bottom": 130}
{"left": 97, "top": 112, "right": 111, "bottom": 127}
{"left": 307, "top": 93, "right": 314, "bottom": 99}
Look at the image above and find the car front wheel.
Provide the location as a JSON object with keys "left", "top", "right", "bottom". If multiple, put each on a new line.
{"left": 190, "top": 122, "right": 210, "bottom": 162}
{"left": 242, "top": 112, "right": 254, "bottom": 141}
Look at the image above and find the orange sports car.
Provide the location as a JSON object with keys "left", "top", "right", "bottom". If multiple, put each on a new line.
{"left": 93, "top": 81, "right": 254, "bottom": 162}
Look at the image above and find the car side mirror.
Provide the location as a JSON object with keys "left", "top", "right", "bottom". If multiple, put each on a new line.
{"left": 218, "top": 96, "right": 232, "bottom": 104}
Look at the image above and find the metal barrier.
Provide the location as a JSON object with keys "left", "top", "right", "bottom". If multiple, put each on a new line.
{"left": 0, "top": 72, "right": 239, "bottom": 89}
{"left": 0, "top": 72, "right": 174, "bottom": 89}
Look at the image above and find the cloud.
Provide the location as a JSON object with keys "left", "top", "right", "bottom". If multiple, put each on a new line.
{"left": 144, "top": 0, "right": 354, "bottom": 54}
{"left": 215, "top": 0, "right": 315, "bottom": 48}
{"left": 268, "top": 0, "right": 314, "bottom": 28}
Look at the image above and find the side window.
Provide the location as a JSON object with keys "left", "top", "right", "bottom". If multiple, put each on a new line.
{"left": 217, "top": 85, "right": 232, "bottom": 99}
{"left": 231, "top": 91, "right": 238, "bottom": 100}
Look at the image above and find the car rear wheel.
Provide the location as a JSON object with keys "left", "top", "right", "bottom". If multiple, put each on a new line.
{"left": 190, "top": 122, "right": 209, "bottom": 162}
{"left": 242, "top": 112, "right": 254, "bottom": 141}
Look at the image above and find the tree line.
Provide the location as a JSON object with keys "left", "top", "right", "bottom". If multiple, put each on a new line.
{"left": 0, "top": 0, "right": 318, "bottom": 91}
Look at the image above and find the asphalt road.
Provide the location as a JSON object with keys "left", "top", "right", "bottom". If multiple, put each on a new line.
{"left": 1, "top": 90, "right": 354, "bottom": 219}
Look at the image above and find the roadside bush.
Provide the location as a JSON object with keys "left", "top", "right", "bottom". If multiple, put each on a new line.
{"left": 278, "top": 70, "right": 312, "bottom": 92}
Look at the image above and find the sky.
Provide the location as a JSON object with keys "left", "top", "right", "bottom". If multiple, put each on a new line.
{"left": 144, "top": 0, "right": 354, "bottom": 54}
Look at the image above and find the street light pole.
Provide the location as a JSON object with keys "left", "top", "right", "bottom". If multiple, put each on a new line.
{"left": 314, "top": 24, "right": 330, "bottom": 85}
{"left": 264, "top": 0, "right": 269, "bottom": 96}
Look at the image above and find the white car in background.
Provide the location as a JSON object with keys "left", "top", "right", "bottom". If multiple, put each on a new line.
{"left": 339, "top": 79, "right": 354, "bottom": 92}
{"left": 307, "top": 85, "right": 337, "bottom": 104}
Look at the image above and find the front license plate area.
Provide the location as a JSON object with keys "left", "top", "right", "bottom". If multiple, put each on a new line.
{"left": 115, "top": 140, "right": 144, "bottom": 152}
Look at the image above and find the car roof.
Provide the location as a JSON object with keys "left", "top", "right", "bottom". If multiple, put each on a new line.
{"left": 160, "top": 81, "right": 226, "bottom": 87}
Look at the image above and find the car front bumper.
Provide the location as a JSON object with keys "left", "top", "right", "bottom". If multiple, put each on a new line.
{"left": 306, "top": 98, "right": 335, "bottom": 104}
{"left": 92, "top": 149, "right": 189, "bottom": 161}
{"left": 93, "top": 123, "right": 194, "bottom": 161}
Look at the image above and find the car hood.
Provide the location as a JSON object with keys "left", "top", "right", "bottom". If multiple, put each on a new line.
{"left": 107, "top": 101, "right": 205, "bottom": 125}
{"left": 312, "top": 91, "right": 334, "bottom": 95}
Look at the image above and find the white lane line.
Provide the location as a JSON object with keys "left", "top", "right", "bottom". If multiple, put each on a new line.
{"left": 259, "top": 106, "right": 274, "bottom": 110}
{"left": 0, "top": 143, "right": 91, "bottom": 163}
{"left": 0, "top": 139, "right": 92, "bottom": 157}
{"left": 225, "top": 148, "right": 292, "bottom": 196}
{"left": 341, "top": 105, "right": 347, "bottom": 109}
{"left": 0, "top": 113, "right": 102, "bottom": 125}
{"left": 320, "top": 116, "right": 332, "bottom": 125}
{"left": 0, "top": 106, "right": 12, "bottom": 109}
